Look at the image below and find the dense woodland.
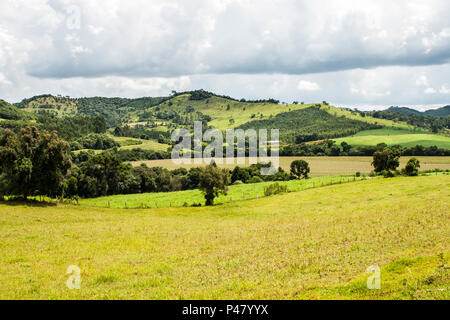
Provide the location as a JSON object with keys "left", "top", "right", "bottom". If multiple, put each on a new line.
{"left": 238, "top": 106, "right": 380, "bottom": 143}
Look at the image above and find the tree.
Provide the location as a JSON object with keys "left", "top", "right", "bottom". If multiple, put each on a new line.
{"left": 290, "top": 160, "right": 310, "bottom": 179}
{"left": 341, "top": 141, "right": 351, "bottom": 153}
{"left": 0, "top": 127, "right": 71, "bottom": 199}
{"left": 198, "top": 163, "right": 230, "bottom": 206}
{"left": 403, "top": 158, "right": 420, "bottom": 176}
{"left": 79, "top": 153, "right": 130, "bottom": 197}
{"left": 372, "top": 147, "right": 401, "bottom": 173}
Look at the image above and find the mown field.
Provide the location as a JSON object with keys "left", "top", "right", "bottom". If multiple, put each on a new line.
{"left": 0, "top": 175, "right": 448, "bottom": 299}
{"left": 130, "top": 156, "right": 450, "bottom": 176}
{"left": 334, "top": 128, "right": 450, "bottom": 149}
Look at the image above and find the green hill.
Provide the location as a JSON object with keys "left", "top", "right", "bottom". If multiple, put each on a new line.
{"left": 5, "top": 90, "right": 450, "bottom": 153}
{"left": 0, "top": 99, "right": 34, "bottom": 121}
{"left": 334, "top": 128, "right": 450, "bottom": 149}
{"left": 238, "top": 106, "right": 379, "bottom": 143}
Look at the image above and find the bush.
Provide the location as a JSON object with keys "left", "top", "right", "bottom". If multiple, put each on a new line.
{"left": 355, "top": 171, "right": 361, "bottom": 177}
{"left": 248, "top": 176, "right": 264, "bottom": 184}
{"left": 382, "top": 170, "right": 395, "bottom": 178}
{"left": 403, "top": 158, "right": 420, "bottom": 176}
{"left": 264, "top": 183, "right": 288, "bottom": 197}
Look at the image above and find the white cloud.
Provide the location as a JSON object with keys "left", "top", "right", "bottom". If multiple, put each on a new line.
{"left": 0, "top": 0, "right": 449, "bottom": 107}
{"left": 297, "top": 80, "right": 320, "bottom": 91}
{"left": 415, "top": 74, "right": 429, "bottom": 86}
{"left": 439, "top": 84, "right": 450, "bottom": 94}
{"left": 425, "top": 87, "right": 437, "bottom": 94}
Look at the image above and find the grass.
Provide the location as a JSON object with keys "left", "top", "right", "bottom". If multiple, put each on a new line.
{"left": 138, "top": 94, "right": 407, "bottom": 132}
{"left": 0, "top": 175, "right": 448, "bottom": 299}
{"left": 130, "top": 156, "right": 450, "bottom": 176}
{"left": 79, "top": 175, "right": 375, "bottom": 209}
{"left": 111, "top": 136, "right": 169, "bottom": 152}
{"left": 334, "top": 128, "right": 450, "bottom": 148}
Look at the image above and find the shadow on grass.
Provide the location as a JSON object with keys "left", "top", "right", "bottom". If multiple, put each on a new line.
{"left": 0, "top": 198, "right": 59, "bottom": 207}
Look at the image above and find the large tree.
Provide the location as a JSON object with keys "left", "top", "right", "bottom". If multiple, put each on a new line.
{"left": 290, "top": 160, "right": 310, "bottom": 179}
{"left": 0, "top": 127, "right": 71, "bottom": 199}
{"left": 372, "top": 147, "right": 401, "bottom": 173}
{"left": 198, "top": 163, "right": 230, "bottom": 206}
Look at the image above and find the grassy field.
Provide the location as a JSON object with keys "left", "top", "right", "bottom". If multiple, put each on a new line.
{"left": 112, "top": 136, "right": 169, "bottom": 152}
{"left": 0, "top": 175, "right": 448, "bottom": 299}
{"left": 334, "top": 128, "right": 450, "bottom": 148}
{"left": 130, "top": 156, "right": 450, "bottom": 176}
{"left": 79, "top": 175, "right": 374, "bottom": 209}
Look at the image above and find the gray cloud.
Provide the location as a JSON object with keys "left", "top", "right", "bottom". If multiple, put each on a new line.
{"left": 0, "top": 0, "right": 449, "bottom": 107}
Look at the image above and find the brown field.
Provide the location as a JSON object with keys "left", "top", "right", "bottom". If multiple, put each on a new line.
{"left": 129, "top": 156, "right": 450, "bottom": 177}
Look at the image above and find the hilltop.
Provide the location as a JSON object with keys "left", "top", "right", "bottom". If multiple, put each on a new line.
{"left": 386, "top": 105, "right": 450, "bottom": 117}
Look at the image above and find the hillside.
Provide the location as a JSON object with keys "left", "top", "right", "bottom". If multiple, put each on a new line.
{"left": 425, "top": 105, "right": 450, "bottom": 117}
{"left": 237, "top": 106, "right": 379, "bottom": 143}
{"left": 334, "top": 128, "right": 450, "bottom": 149}
{"left": 4, "top": 90, "right": 449, "bottom": 154}
{"left": 387, "top": 105, "right": 450, "bottom": 117}
{"left": 14, "top": 95, "right": 167, "bottom": 127}
{"left": 0, "top": 99, "right": 34, "bottom": 121}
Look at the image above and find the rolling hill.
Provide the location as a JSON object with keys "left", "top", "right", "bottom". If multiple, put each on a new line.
{"left": 3, "top": 90, "right": 449, "bottom": 152}
{"left": 387, "top": 105, "right": 450, "bottom": 117}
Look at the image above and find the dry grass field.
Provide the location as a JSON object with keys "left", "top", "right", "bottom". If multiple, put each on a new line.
{"left": 130, "top": 156, "right": 450, "bottom": 177}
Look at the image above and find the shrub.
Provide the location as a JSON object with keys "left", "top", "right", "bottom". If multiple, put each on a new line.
{"left": 248, "top": 176, "right": 263, "bottom": 184}
{"left": 403, "top": 158, "right": 420, "bottom": 176}
{"left": 264, "top": 183, "right": 288, "bottom": 197}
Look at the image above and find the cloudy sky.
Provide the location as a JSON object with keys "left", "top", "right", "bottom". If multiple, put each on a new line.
{"left": 0, "top": 0, "right": 449, "bottom": 110}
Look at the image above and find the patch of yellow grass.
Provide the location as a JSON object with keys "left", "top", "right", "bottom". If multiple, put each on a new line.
{"left": 0, "top": 175, "right": 448, "bottom": 299}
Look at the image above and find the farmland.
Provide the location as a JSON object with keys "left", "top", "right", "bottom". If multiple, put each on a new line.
{"left": 0, "top": 175, "right": 448, "bottom": 299}
{"left": 130, "top": 156, "right": 450, "bottom": 176}
{"left": 334, "top": 128, "right": 450, "bottom": 149}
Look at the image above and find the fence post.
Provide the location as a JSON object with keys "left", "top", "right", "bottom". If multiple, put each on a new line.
{"left": 125, "top": 201, "right": 127, "bottom": 209}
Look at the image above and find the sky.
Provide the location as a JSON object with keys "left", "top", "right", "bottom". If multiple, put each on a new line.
{"left": 0, "top": 0, "right": 449, "bottom": 110}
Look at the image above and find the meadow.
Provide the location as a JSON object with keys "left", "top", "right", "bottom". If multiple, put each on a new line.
{"left": 79, "top": 175, "right": 373, "bottom": 209}
{"left": 130, "top": 156, "right": 450, "bottom": 176}
{"left": 334, "top": 128, "right": 450, "bottom": 149}
{"left": 0, "top": 175, "right": 448, "bottom": 299}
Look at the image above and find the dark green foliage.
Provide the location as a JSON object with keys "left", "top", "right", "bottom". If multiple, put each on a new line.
{"left": 114, "top": 125, "right": 170, "bottom": 141}
{"left": 36, "top": 114, "right": 107, "bottom": 140}
{"left": 372, "top": 147, "right": 401, "bottom": 173}
{"left": 264, "top": 183, "right": 288, "bottom": 197}
{"left": 0, "top": 127, "right": 71, "bottom": 199}
{"left": 290, "top": 160, "right": 310, "bottom": 179}
{"left": 0, "top": 100, "right": 34, "bottom": 121}
{"left": 403, "top": 158, "right": 420, "bottom": 176}
{"left": 230, "top": 163, "right": 291, "bottom": 184}
{"left": 281, "top": 140, "right": 450, "bottom": 157}
{"left": 189, "top": 90, "right": 213, "bottom": 100}
{"left": 363, "top": 108, "right": 449, "bottom": 132}
{"left": 72, "top": 134, "right": 119, "bottom": 150}
{"left": 198, "top": 163, "right": 230, "bottom": 206}
{"left": 238, "top": 106, "right": 379, "bottom": 143}
{"left": 75, "top": 154, "right": 131, "bottom": 197}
